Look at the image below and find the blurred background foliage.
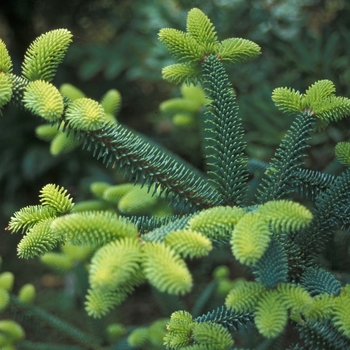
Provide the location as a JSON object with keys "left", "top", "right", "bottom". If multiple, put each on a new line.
{"left": 1, "top": 0, "right": 350, "bottom": 346}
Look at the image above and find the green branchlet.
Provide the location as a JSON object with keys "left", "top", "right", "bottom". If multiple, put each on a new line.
{"left": 272, "top": 80, "right": 350, "bottom": 126}
{"left": 21, "top": 29, "right": 72, "bottom": 82}
{"left": 2, "top": 6, "right": 350, "bottom": 349}
{"left": 159, "top": 8, "right": 260, "bottom": 84}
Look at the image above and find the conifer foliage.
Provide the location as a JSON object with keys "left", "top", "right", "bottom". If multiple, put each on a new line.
{"left": 1, "top": 7, "right": 350, "bottom": 350}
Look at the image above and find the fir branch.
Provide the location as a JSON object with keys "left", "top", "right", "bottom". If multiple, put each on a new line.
{"left": 254, "top": 290, "right": 288, "bottom": 338}
{"left": 164, "top": 229, "right": 213, "bottom": 259}
{"left": 252, "top": 237, "right": 288, "bottom": 289}
{"left": 142, "top": 242, "right": 193, "bottom": 295}
{"left": 21, "top": 29, "right": 72, "bottom": 82}
{"left": 293, "top": 168, "right": 336, "bottom": 200}
{"left": 256, "top": 110, "right": 316, "bottom": 203}
{"left": 73, "top": 121, "right": 222, "bottom": 210}
{"left": 297, "top": 319, "right": 350, "bottom": 350}
{"left": 142, "top": 214, "right": 193, "bottom": 242}
{"left": 225, "top": 281, "right": 266, "bottom": 313}
{"left": 129, "top": 214, "right": 184, "bottom": 234}
{"left": 0, "top": 72, "right": 12, "bottom": 110}
{"left": 51, "top": 211, "right": 138, "bottom": 248}
{"left": 23, "top": 80, "right": 64, "bottom": 122}
{"left": 194, "top": 306, "right": 254, "bottom": 331}
{"left": 202, "top": 54, "right": 248, "bottom": 206}
{"left": 295, "top": 168, "right": 350, "bottom": 266}
{"left": 300, "top": 267, "right": 342, "bottom": 296}
{"left": 8, "top": 70, "right": 222, "bottom": 211}
{"left": 7, "top": 205, "right": 56, "bottom": 234}
{"left": 0, "top": 38, "right": 13, "bottom": 73}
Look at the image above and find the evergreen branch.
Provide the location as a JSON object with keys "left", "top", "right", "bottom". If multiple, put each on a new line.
{"left": 335, "top": 142, "right": 350, "bottom": 166}
{"left": 39, "top": 183, "right": 74, "bottom": 214}
{"left": 89, "top": 237, "right": 143, "bottom": 292}
{"left": 225, "top": 281, "right": 266, "bottom": 313}
{"left": 302, "top": 80, "right": 336, "bottom": 106}
{"left": 191, "top": 322, "right": 234, "bottom": 349}
{"left": 295, "top": 168, "right": 350, "bottom": 266}
{"left": 7, "top": 205, "right": 56, "bottom": 234}
{"left": 194, "top": 306, "right": 254, "bottom": 331}
{"left": 129, "top": 214, "right": 183, "bottom": 234}
{"left": 256, "top": 111, "right": 316, "bottom": 203}
{"left": 187, "top": 206, "right": 245, "bottom": 240}
{"left": 9, "top": 295, "right": 102, "bottom": 349}
{"left": 202, "top": 54, "right": 248, "bottom": 206}
{"left": 0, "top": 38, "right": 13, "bottom": 73}
{"left": 23, "top": 80, "right": 64, "bottom": 122}
{"left": 297, "top": 319, "right": 350, "bottom": 350}
{"left": 161, "top": 63, "right": 201, "bottom": 85}
{"left": 186, "top": 8, "right": 218, "bottom": 51}
{"left": 164, "top": 229, "right": 213, "bottom": 259}
{"left": 300, "top": 267, "right": 342, "bottom": 296}
{"left": 50, "top": 211, "right": 138, "bottom": 247}
{"left": 0, "top": 72, "right": 12, "bottom": 110}
{"left": 271, "top": 87, "right": 303, "bottom": 115}
{"left": 85, "top": 288, "right": 133, "bottom": 319}
{"left": 257, "top": 200, "right": 313, "bottom": 234}
{"left": 142, "top": 242, "right": 193, "bottom": 295}
{"left": 7, "top": 70, "right": 221, "bottom": 210}
{"left": 73, "top": 121, "right": 222, "bottom": 210}
{"left": 218, "top": 38, "right": 261, "bottom": 64}
{"left": 293, "top": 168, "right": 336, "bottom": 200}
{"left": 231, "top": 212, "right": 272, "bottom": 266}
{"left": 22, "top": 29, "right": 72, "bottom": 82}
{"left": 17, "top": 218, "right": 60, "bottom": 259}
{"left": 252, "top": 237, "right": 288, "bottom": 289}
{"left": 142, "top": 214, "right": 193, "bottom": 242}
{"left": 255, "top": 290, "right": 288, "bottom": 338}
{"left": 158, "top": 28, "right": 205, "bottom": 62}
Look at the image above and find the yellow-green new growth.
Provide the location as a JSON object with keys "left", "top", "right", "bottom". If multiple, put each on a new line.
{"left": 60, "top": 83, "right": 85, "bottom": 100}
{"left": 165, "top": 229, "right": 212, "bottom": 259}
{"left": 231, "top": 212, "right": 271, "bottom": 265}
{"left": 333, "top": 289, "right": 350, "bottom": 338}
{"left": 89, "top": 237, "right": 143, "bottom": 292}
{"left": 254, "top": 290, "right": 288, "bottom": 338}
{"left": 39, "top": 183, "right": 74, "bottom": 214}
{"left": 23, "top": 80, "right": 64, "bottom": 122}
{"left": 17, "top": 217, "right": 59, "bottom": 259}
{"left": 0, "top": 288, "right": 10, "bottom": 312}
{"left": 142, "top": 242, "right": 192, "bottom": 295}
{"left": 0, "top": 272, "right": 14, "bottom": 292}
{"left": 0, "top": 72, "right": 12, "bottom": 110}
{"left": 0, "top": 320, "right": 25, "bottom": 346}
{"left": 0, "top": 39, "right": 12, "bottom": 73}
{"left": 50, "top": 131, "right": 79, "bottom": 156}
{"left": 160, "top": 84, "right": 210, "bottom": 127}
{"left": 101, "top": 89, "right": 121, "bottom": 117}
{"left": 225, "top": 281, "right": 266, "bottom": 313}
{"left": 51, "top": 211, "right": 138, "bottom": 247}
{"left": 164, "top": 310, "right": 194, "bottom": 349}
{"left": 335, "top": 142, "right": 350, "bottom": 166}
{"left": 187, "top": 206, "right": 245, "bottom": 240}
{"left": 258, "top": 200, "right": 312, "bottom": 233}
{"left": 7, "top": 205, "right": 56, "bottom": 234}
{"left": 66, "top": 98, "right": 106, "bottom": 131}
{"left": 159, "top": 8, "right": 260, "bottom": 84}
{"left": 22, "top": 29, "right": 72, "bottom": 82}
{"left": 18, "top": 284, "right": 36, "bottom": 304}
{"left": 272, "top": 80, "right": 350, "bottom": 126}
